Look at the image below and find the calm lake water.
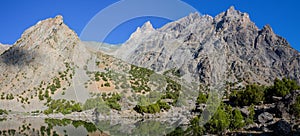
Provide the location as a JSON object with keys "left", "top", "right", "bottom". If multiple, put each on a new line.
{"left": 0, "top": 117, "right": 178, "bottom": 136}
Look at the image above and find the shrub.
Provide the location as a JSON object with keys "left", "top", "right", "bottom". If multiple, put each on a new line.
{"left": 245, "top": 104, "right": 255, "bottom": 125}
{"left": 204, "top": 103, "right": 231, "bottom": 134}
{"left": 134, "top": 100, "right": 171, "bottom": 114}
{"left": 185, "top": 116, "right": 205, "bottom": 135}
{"left": 104, "top": 82, "right": 110, "bottom": 87}
{"left": 44, "top": 99, "right": 82, "bottom": 115}
{"left": 230, "top": 84, "right": 265, "bottom": 106}
{"left": 268, "top": 78, "right": 300, "bottom": 97}
{"left": 0, "top": 109, "right": 8, "bottom": 115}
{"left": 230, "top": 109, "right": 245, "bottom": 129}
{"left": 290, "top": 96, "right": 300, "bottom": 118}
{"left": 83, "top": 96, "right": 110, "bottom": 114}
{"left": 197, "top": 92, "right": 207, "bottom": 104}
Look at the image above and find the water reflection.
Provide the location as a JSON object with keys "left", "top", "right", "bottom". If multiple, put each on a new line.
{"left": 0, "top": 117, "right": 103, "bottom": 136}
{"left": 0, "top": 117, "right": 178, "bottom": 136}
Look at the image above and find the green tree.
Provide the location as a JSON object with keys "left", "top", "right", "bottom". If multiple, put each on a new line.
{"left": 230, "top": 109, "right": 245, "bottom": 130}
{"left": 230, "top": 84, "right": 265, "bottom": 106}
{"left": 245, "top": 104, "right": 255, "bottom": 125}
{"left": 268, "top": 78, "right": 300, "bottom": 97}
{"left": 185, "top": 116, "right": 204, "bottom": 135}
{"left": 205, "top": 103, "right": 231, "bottom": 134}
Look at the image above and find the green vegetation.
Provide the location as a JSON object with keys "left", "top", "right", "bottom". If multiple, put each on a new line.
{"left": 0, "top": 92, "right": 4, "bottom": 100}
{"left": 267, "top": 78, "right": 300, "bottom": 97}
{"left": 230, "top": 84, "right": 265, "bottom": 106}
{"left": 291, "top": 96, "right": 300, "bottom": 118}
{"left": 134, "top": 100, "right": 171, "bottom": 114}
{"left": 93, "top": 71, "right": 112, "bottom": 87}
{"left": 245, "top": 104, "right": 255, "bottom": 125}
{"left": 229, "top": 78, "right": 300, "bottom": 106}
{"left": 102, "top": 93, "right": 122, "bottom": 111}
{"left": 204, "top": 103, "right": 231, "bottom": 134}
{"left": 83, "top": 93, "right": 122, "bottom": 112}
{"left": 45, "top": 118, "right": 97, "bottom": 133}
{"left": 129, "top": 65, "right": 154, "bottom": 93}
{"left": 44, "top": 99, "right": 82, "bottom": 115}
{"left": 6, "top": 93, "right": 14, "bottom": 100}
{"left": 184, "top": 116, "right": 205, "bottom": 135}
{"left": 0, "top": 109, "right": 8, "bottom": 115}
{"left": 197, "top": 92, "right": 208, "bottom": 104}
{"left": 230, "top": 109, "right": 245, "bottom": 129}
{"left": 179, "top": 102, "right": 247, "bottom": 135}
{"left": 36, "top": 63, "right": 75, "bottom": 103}
{"left": 181, "top": 78, "right": 300, "bottom": 135}
{"left": 48, "top": 77, "right": 61, "bottom": 94}
{"left": 83, "top": 96, "right": 110, "bottom": 115}
{"left": 161, "top": 78, "right": 181, "bottom": 105}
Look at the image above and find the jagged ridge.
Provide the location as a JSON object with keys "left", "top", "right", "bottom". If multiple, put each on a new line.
{"left": 115, "top": 6, "right": 300, "bottom": 85}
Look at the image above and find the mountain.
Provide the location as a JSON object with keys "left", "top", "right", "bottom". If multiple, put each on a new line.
{"left": 0, "top": 15, "right": 92, "bottom": 111}
{"left": 115, "top": 6, "right": 300, "bottom": 85}
{"left": 0, "top": 6, "right": 300, "bottom": 135}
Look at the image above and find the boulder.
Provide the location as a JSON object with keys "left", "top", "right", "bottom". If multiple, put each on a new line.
{"left": 258, "top": 112, "right": 273, "bottom": 124}
{"left": 276, "top": 90, "right": 300, "bottom": 119}
{"left": 270, "top": 120, "right": 292, "bottom": 136}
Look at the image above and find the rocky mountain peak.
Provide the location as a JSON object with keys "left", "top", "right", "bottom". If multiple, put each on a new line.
{"left": 15, "top": 15, "right": 79, "bottom": 50}
{"left": 184, "top": 12, "right": 201, "bottom": 22}
{"left": 225, "top": 6, "right": 238, "bottom": 16}
{"left": 261, "top": 24, "right": 274, "bottom": 34}
{"left": 214, "top": 6, "right": 255, "bottom": 33}
{"left": 215, "top": 6, "right": 251, "bottom": 22}
{"left": 54, "top": 15, "right": 63, "bottom": 25}
{"left": 115, "top": 6, "right": 300, "bottom": 85}
{"left": 140, "top": 21, "right": 155, "bottom": 32}
{"left": 128, "top": 21, "right": 155, "bottom": 41}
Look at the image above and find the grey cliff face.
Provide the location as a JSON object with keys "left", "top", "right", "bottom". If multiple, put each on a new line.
{"left": 115, "top": 6, "right": 300, "bottom": 85}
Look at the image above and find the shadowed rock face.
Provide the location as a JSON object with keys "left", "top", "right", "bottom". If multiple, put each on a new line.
{"left": 1, "top": 46, "right": 36, "bottom": 66}
{"left": 115, "top": 6, "right": 300, "bottom": 85}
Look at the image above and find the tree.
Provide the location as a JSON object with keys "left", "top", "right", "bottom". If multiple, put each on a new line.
{"left": 268, "top": 78, "right": 300, "bottom": 97}
{"left": 205, "top": 103, "right": 231, "bottom": 134}
{"left": 185, "top": 116, "right": 205, "bottom": 135}
{"left": 230, "top": 109, "right": 245, "bottom": 129}
{"left": 230, "top": 84, "right": 265, "bottom": 106}
{"left": 245, "top": 104, "right": 255, "bottom": 125}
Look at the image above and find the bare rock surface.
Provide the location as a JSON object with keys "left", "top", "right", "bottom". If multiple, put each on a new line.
{"left": 114, "top": 6, "right": 300, "bottom": 85}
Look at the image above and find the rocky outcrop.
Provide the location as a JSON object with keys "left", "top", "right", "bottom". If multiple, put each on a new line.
{"left": 0, "top": 43, "right": 10, "bottom": 55}
{"left": 270, "top": 120, "right": 292, "bottom": 136}
{"left": 114, "top": 6, "right": 300, "bottom": 85}
{"left": 276, "top": 90, "right": 300, "bottom": 120}
{"left": 258, "top": 112, "right": 273, "bottom": 124}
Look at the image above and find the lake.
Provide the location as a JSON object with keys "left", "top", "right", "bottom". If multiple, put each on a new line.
{"left": 0, "top": 117, "right": 180, "bottom": 136}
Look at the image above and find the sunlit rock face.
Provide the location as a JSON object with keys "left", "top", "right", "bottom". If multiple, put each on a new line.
{"left": 115, "top": 6, "right": 300, "bottom": 85}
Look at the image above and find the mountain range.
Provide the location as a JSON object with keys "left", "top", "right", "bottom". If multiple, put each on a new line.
{"left": 0, "top": 6, "right": 299, "bottom": 125}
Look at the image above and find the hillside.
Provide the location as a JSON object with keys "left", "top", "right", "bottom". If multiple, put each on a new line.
{"left": 0, "top": 6, "right": 300, "bottom": 135}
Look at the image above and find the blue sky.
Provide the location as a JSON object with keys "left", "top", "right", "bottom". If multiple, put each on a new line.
{"left": 0, "top": 0, "right": 299, "bottom": 51}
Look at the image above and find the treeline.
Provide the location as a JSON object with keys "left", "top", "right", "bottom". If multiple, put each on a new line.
{"left": 230, "top": 78, "right": 300, "bottom": 106}
{"left": 168, "top": 78, "right": 300, "bottom": 135}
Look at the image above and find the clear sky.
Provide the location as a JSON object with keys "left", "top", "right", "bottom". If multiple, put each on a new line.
{"left": 0, "top": 0, "right": 299, "bottom": 51}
